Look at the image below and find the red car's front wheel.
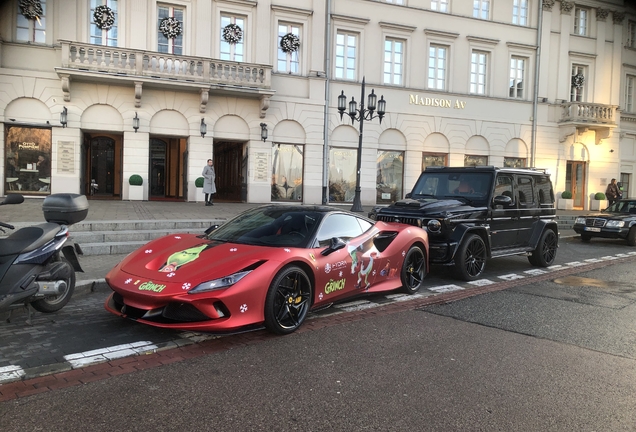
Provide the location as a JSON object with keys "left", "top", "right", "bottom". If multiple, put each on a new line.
{"left": 264, "top": 265, "right": 312, "bottom": 335}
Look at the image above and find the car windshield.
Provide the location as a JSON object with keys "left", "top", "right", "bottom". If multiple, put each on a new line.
{"left": 605, "top": 200, "right": 636, "bottom": 214}
{"left": 410, "top": 171, "right": 493, "bottom": 204}
{"left": 205, "top": 207, "right": 324, "bottom": 248}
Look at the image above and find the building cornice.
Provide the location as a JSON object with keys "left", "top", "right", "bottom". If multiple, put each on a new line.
{"left": 330, "top": 14, "right": 370, "bottom": 26}
{"left": 569, "top": 51, "right": 597, "bottom": 59}
{"left": 466, "top": 35, "right": 500, "bottom": 45}
{"left": 378, "top": 21, "right": 417, "bottom": 33}
{"left": 270, "top": 5, "right": 313, "bottom": 17}
{"left": 506, "top": 42, "right": 537, "bottom": 50}
{"left": 424, "top": 29, "right": 459, "bottom": 39}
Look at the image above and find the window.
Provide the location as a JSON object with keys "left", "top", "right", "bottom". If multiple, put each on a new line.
{"left": 5, "top": 126, "right": 52, "bottom": 195}
{"left": 626, "top": 75, "right": 635, "bottom": 113}
{"left": 509, "top": 57, "right": 525, "bottom": 98}
{"left": 470, "top": 51, "right": 487, "bottom": 95}
{"left": 422, "top": 153, "right": 447, "bottom": 171}
{"left": 377, "top": 151, "right": 404, "bottom": 204}
{"left": 517, "top": 176, "right": 535, "bottom": 207}
{"left": 271, "top": 144, "right": 304, "bottom": 202}
{"left": 335, "top": 32, "right": 357, "bottom": 80}
{"left": 464, "top": 155, "right": 488, "bottom": 166}
{"left": 220, "top": 15, "right": 245, "bottom": 62}
{"left": 158, "top": 5, "right": 184, "bottom": 55}
{"left": 504, "top": 157, "right": 526, "bottom": 168}
{"left": 431, "top": 0, "right": 449, "bottom": 12}
{"left": 16, "top": 0, "right": 46, "bottom": 43}
{"left": 629, "top": 21, "right": 636, "bottom": 49}
{"left": 316, "top": 214, "right": 368, "bottom": 247}
{"left": 574, "top": 7, "right": 588, "bottom": 36}
{"left": 91, "top": 0, "right": 118, "bottom": 46}
{"left": 570, "top": 64, "right": 586, "bottom": 102}
{"left": 329, "top": 148, "right": 357, "bottom": 202}
{"left": 473, "top": 0, "right": 490, "bottom": 20}
{"left": 277, "top": 23, "right": 300, "bottom": 74}
{"left": 428, "top": 45, "right": 447, "bottom": 90}
{"left": 620, "top": 173, "right": 631, "bottom": 199}
{"left": 494, "top": 175, "right": 514, "bottom": 200}
{"left": 383, "top": 38, "right": 403, "bottom": 85}
{"left": 536, "top": 176, "right": 554, "bottom": 205}
{"left": 512, "top": 0, "right": 528, "bottom": 26}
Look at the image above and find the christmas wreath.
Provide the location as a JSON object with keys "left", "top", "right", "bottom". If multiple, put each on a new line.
{"left": 159, "top": 16, "right": 183, "bottom": 39}
{"left": 19, "top": 0, "right": 43, "bottom": 20}
{"left": 223, "top": 23, "right": 243, "bottom": 44}
{"left": 93, "top": 5, "right": 115, "bottom": 31}
{"left": 572, "top": 73, "right": 585, "bottom": 89}
{"left": 280, "top": 33, "right": 300, "bottom": 53}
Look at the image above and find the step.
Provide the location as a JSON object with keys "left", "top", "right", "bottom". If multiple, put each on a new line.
{"left": 79, "top": 240, "right": 156, "bottom": 256}
{"left": 70, "top": 228, "right": 205, "bottom": 244}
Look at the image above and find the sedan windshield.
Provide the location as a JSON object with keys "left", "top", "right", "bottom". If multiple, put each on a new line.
{"left": 605, "top": 200, "right": 636, "bottom": 214}
{"left": 205, "top": 207, "right": 324, "bottom": 248}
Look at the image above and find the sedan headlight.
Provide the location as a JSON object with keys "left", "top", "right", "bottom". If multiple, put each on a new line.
{"left": 575, "top": 217, "right": 586, "bottom": 225}
{"left": 188, "top": 270, "right": 251, "bottom": 294}
{"left": 606, "top": 220, "right": 625, "bottom": 228}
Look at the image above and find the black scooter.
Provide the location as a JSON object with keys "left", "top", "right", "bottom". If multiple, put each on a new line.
{"left": 0, "top": 193, "right": 87, "bottom": 323}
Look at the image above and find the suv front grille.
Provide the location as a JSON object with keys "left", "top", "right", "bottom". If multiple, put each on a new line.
{"left": 585, "top": 218, "right": 606, "bottom": 228}
{"left": 377, "top": 215, "right": 421, "bottom": 227}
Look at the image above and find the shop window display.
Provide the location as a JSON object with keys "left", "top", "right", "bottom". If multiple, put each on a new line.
{"left": 271, "top": 144, "right": 304, "bottom": 201}
{"left": 328, "top": 148, "right": 357, "bottom": 202}
{"left": 376, "top": 150, "right": 403, "bottom": 204}
{"left": 5, "top": 126, "right": 52, "bottom": 195}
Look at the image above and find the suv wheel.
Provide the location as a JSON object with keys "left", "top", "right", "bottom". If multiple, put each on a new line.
{"left": 528, "top": 229, "right": 557, "bottom": 267}
{"left": 454, "top": 233, "right": 487, "bottom": 281}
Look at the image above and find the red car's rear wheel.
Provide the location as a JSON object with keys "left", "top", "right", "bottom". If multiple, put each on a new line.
{"left": 401, "top": 245, "right": 426, "bottom": 294}
{"left": 264, "top": 265, "right": 312, "bottom": 335}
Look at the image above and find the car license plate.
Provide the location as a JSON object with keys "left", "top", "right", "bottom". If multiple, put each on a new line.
{"left": 585, "top": 227, "right": 601, "bottom": 232}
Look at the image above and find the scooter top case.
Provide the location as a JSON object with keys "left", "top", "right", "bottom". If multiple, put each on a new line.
{"left": 42, "top": 194, "right": 89, "bottom": 225}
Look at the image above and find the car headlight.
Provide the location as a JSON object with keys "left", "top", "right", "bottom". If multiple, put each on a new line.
{"left": 575, "top": 217, "right": 586, "bottom": 225}
{"left": 188, "top": 270, "right": 251, "bottom": 294}
{"left": 427, "top": 219, "right": 442, "bottom": 232}
{"left": 606, "top": 220, "right": 625, "bottom": 228}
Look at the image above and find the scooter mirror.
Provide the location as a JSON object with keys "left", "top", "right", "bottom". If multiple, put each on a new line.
{"left": 1, "top": 193, "right": 24, "bottom": 205}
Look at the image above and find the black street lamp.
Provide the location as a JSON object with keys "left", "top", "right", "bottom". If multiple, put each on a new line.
{"left": 337, "top": 76, "right": 386, "bottom": 212}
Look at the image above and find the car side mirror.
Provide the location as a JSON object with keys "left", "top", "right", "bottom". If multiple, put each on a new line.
{"left": 493, "top": 195, "right": 513, "bottom": 206}
{"left": 321, "top": 237, "right": 346, "bottom": 256}
{"left": 405, "top": 192, "right": 412, "bottom": 199}
{"left": 204, "top": 224, "right": 220, "bottom": 234}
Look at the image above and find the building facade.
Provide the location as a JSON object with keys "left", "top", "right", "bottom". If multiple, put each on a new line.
{"left": 1, "top": 0, "right": 635, "bottom": 210}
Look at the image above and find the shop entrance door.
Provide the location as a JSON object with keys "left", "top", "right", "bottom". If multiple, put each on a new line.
{"left": 565, "top": 161, "right": 587, "bottom": 209}
{"left": 213, "top": 141, "right": 247, "bottom": 202}
{"left": 83, "top": 134, "right": 122, "bottom": 199}
{"left": 149, "top": 137, "right": 187, "bottom": 200}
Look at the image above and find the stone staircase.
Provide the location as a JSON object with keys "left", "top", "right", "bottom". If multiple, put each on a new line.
{"left": 556, "top": 214, "right": 576, "bottom": 231}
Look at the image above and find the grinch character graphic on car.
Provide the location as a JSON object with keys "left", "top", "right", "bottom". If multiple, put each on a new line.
{"left": 348, "top": 240, "right": 376, "bottom": 290}
{"left": 159, "top": 244, "right": 208, "bottom": 272}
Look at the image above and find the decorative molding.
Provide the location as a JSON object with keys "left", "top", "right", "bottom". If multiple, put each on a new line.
{"left": 569, "top": 50, "right": 597, "bottom": 59}
{"left": 259, "top": 95, "right": 270, "bottom": 118}
{"left": 60, "top": 74, "right": 71, "bottom": 102}
{"left": 560, "top": 1, "right": 574, "bottom": 15}
{"left": 559, "top": 125, "right": 576, "bottom": 143}
{"left": 270, "top": 5, "right": 313, "bottom": 16}
{"left": 596, "top": 8, "right": 609, "bottom": 22}
{"left": 134, "top": 81, "right": 142, "bottom": 108}
{"left": 595, "top": 128, "right": 611, "bottom": 145}
{"left": 506, "top": 42, "right": 537, "bottom": 50}
{"left": 378, "top": 21, "right": 417, "bottom": 33}
{"left": 542, "top": 0, "right": 555, "bottom": 12}
{"left": 330, "top": 14, "right": 370, "bottom": 26}
{"left": 199, "top": 89, "right": 209, "bottom": 114}
{"left": 613, "top": 11, "right": 625, "bottom": 25}
{"left": 466, "top": 35, "right": 500, "bottom": 46}
{"left": 423, "top": 29, "right": 459, "bottom": 40}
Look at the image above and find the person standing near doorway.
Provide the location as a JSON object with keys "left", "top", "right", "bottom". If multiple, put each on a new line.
{"left": 606, "top": 178, "right": 620, "bottom": 206}
{"left": 202, "top": 159, "right": 216, "bottom": 206}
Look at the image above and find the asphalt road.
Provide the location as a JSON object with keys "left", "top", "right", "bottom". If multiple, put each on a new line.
{"left": 1, "top": 237, "right": 636, "bottom": 430}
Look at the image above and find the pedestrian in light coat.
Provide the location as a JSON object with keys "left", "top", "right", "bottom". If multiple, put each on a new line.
{"left": 202, "top": 159, "right": 216, "bottom": 206}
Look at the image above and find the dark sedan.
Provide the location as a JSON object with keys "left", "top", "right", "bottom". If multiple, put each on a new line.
{"left": 573, "top": 199, "right": 636, "bottom": 245}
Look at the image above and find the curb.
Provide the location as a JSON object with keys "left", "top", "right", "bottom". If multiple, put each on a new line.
{"left": 75, "top": 278, "right": 111, "bottom": 296}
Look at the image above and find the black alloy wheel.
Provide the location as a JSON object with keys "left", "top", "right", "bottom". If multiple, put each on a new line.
{"left": 401, "top": 245, "right": 426, "bottom": 294}
{"left": 264, "top": 265, "right": 312, "bottom": 335}
{"left": 628, "top": 227, "right": 636, "bottom": 246}
{"left": 528, "top": 229, "right": 558, "bottom": 267}
{"left": 454, "top": 234, "right": 487, "bottom": 281}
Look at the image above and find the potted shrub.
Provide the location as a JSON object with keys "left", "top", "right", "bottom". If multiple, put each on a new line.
{"left": 128, "top": 174, "right": 144, "bottom": 201}
{"left": 591, "top": 192, "right": 608, "bottom": 211}
{"left": 557, "top": 191, "right": 573, "bottom": 210}
{"left": 195, "top": 176, "right": 205, "bottom": 202}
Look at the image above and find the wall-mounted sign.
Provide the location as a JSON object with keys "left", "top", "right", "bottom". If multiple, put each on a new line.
{"left": 253, "top": 152, "right": 269, "bottom": 182}
{"left": 409, "top": 94, "right": 466, "bottom": 109}
{"left": 57, "top": 141, "right": 75, "bottom": 173}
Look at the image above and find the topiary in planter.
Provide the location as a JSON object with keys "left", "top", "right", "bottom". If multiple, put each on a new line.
{"left": 195, "top": 177, "right": 204, "bottom": 188}
{"left": 594, "top": 192, "right": 606, "bottom": 200}
{"left": 129, "top": 174, "right": 143, "bottom": 186}
{"left": 561, "top": 191, "right": 572, "bottom": 199}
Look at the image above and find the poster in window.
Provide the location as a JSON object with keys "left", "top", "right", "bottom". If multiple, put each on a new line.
{"left": 5, "top": 126, "right": 52, "bottom": 195}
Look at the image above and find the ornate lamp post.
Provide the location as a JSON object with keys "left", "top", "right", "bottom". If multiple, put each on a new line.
{"left": 337, "top": 76, "right": 386, "bottom": 212}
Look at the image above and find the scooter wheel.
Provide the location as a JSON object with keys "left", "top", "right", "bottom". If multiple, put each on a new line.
{"left": 31, "top": 258, "right": 76, "bottom": 313}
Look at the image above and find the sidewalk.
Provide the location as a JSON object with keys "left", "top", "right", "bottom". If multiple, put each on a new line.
{"left": 1, "top": 197, "right": 579, "bottom": 294}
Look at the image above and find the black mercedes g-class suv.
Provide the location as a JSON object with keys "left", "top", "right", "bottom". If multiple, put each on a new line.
{"left": 374, "top": 166, "right": 558, "bottom": 281}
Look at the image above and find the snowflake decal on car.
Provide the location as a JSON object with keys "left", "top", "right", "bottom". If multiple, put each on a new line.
{"left": 125, "top": 278, "right": 132, "bottom": 284}
{"left": 230, "top": 248, "right": 237, "bottom": 252}
{"left": 174, "top": 236, "right": 181, "bottom": 239}
{"left": 167, "top": 272, "right": 176, "bottom": 278}
{"left": 284, "top": 248, "right": 291, "bottom": 253}
{"left": 182, "top": 282, "right": 191, "bottom": 290}
{"left": 240, "top": 304, "right": 248, "bottom": 313}
{"left": 339, "top": 271, "right": 343, "bottom": 277}
{"left": 145, "top": 249, "right": 153, "bottom": 254}
{"left": 325, "top": 263, "right": 332, "bottom": 273}
{"left": 372, "top": 270, "right": 377, "bottom": 276}
{"left": 402, "top": 250, "right": 406, "bottom": 257}
{"left": 319, "top": 293, "right": 324, "bottom": 300}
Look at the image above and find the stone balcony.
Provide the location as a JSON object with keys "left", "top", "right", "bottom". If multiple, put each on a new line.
{"left": 55, "top": 40, "right": 274, "bottom": 116}
{"left": 558, "top": 102, "right": 617, "bottom": 144}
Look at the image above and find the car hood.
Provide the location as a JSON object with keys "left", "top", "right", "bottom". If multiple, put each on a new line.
{"left": 114, "top": 234, "right": 277, "bottom": 284}
{"left": 378, "top": 198, "right": 485, "bottom": 217}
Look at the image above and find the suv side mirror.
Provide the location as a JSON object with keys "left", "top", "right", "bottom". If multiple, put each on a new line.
{"left": 493, "top": 195, "right": 513, "bottom": 206}
{"left": 405, "top": 192, "right": 412, "bottom": 199}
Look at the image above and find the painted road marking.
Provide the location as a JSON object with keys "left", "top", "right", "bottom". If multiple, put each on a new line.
{"left": 548, "top": 265, "right": 563, "bottom": 270}
{"left": 565, "top": 261, "right": 584, "bottom": 266}
{"left": 64, "top": 341, "right": 159, "bottom": 368}
{"left": 524, "top": 269, "right": 547, "bottom": 276}
{"left": 498, "top": 273, "right": 525, "bottom": 281}
{"left": 468, "top": 279, "right": 495, "bottom": 286}
{"left": 0, "top": 365, "right": 25, "bottom": 384}
{"left": 336, "top": 300, "right": 378, "bottom": 312}
{"left": 428, "top": 285, "right": 464, "bottom": 293}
